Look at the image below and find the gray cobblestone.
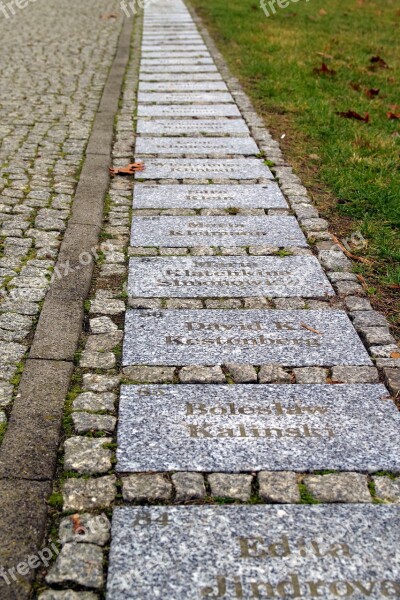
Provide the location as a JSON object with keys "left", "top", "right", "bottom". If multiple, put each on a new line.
{"left": 62, "top": 476, "right": 117, "bottom": 512}
{"left": 330, "top": 366, "right": 379, "bottom": 384}
{"left": 64, "top": 437, "right": 112, "bottom": 475}
{"left": 258, "top": 471, "right": 300, "bottom": 503}
{"left": 123, "top": 474, "right": 173, "bottom": 502}
{"left": 372, "top": 476, "right": 400, "bottom": 503}
{"left": 258, "top": 365, "right": 291, "bottom": 384}
{"left": 46, "top": 543, "right": 103, "bottom": 589}
{"left": 172, "top": 472, "right": 207, "bottom": 501}
{"left": 224, "top": 363, "right": 258, "bottom": 383}
{"left": 122, "top": 365, "right": 175, "bottom": 383}
{"left": 72, "top": 392, "right": 116, "bottom": 413}
{"left": 72, "top": 413, "right": 116, "bottom": 434}
{"left": 208, "top": 473, "right": 252, "bottom": 501}
{"left": 303, "top": 473, "right": 372, "bottom": 503}
{"left": 293, "top": 367, "right": 328, "bottom": 384}
{"left": 179, "top": 365, "right": 226, "bottom": 384}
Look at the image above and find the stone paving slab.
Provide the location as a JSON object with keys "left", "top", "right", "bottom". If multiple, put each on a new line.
{"left": 133, "top": 183, "right": 287, "bottom": 208}
{"left": 140, "top": 53, "right": 214, "bottom": 60}
{"left": 138, "top": 104, "right": 241, "bottom": 117}
{"left": 140, "top": 73, "right": 223, "bottom": 81}
{"left": 140, "top": 47, "right": 210, "bottom": 55}
{"left": 140, "top": 65, "right": 219, "bottom": 73}
{"left": 134, "top": 158, "right": 273, "bottom": 178}
{"left": 136, "top": 119, "right": 248, "bottom": 135}
{"left": 140, "top": 58, "right": 214, "bottom": 65}
{"left": 127, "top": 256, "right": 334, "bottom": 298}
{"left": 137, "top": 91, "right": 233, "bottom": 103}
{"left": 138, "top": 82, "right": 228, "bottom": 92}
{"left": 122, "top": 309, "right": 372, "bottom": 367}
{"left": 135, "top": 137, "right": 259, "bottom": 155}
{"left": 117, "top": 384, "right": 400, "bottom": 472}
{"left": 107, "top": 505, "right": 400, "bottom": 600}
{"left": 130, "top": 216, "right": 306, "bottom": 248}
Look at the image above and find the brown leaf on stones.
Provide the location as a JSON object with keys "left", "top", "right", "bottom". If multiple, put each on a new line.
{"left": 390, "top": 351, "right": 400, "bottom": 359}
{"left": 100, "top": 13, "right": 119, "bottom": 19}
{"left": 313, "top": 62, "right": 336, "bottom": 75}
{"left": 71, "top": 514, "right": 85, "bottom": 534}
{"left": 331, "top": 234, "right": 372, "bottom": 265}
{"left": 370, "top": 56, "right": 389, "bottom": 69}
{"left": 109, "top": 162, "right": 145, "bottom": 177}
{"left": 300, "top": 323, "right": 322, "bottom": 335}
{"left": 336, "top": 110, "right": 370, "bottom": 123}
{"left": 326, "top": 377, "right": 343, "bottom": 384}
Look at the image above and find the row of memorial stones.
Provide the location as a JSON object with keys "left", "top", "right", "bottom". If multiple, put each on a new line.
{"left": 39, "top": 2, "right": 400, "bottom": 599}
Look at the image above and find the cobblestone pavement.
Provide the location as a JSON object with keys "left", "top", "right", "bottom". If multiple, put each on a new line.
{"left": 2, "top": 0, "right": 400, "bottom": 598}
{"left": 0, "top": 0, "right": 122, "bottom": 421}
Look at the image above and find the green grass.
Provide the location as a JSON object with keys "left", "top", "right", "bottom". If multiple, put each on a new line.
{"left": 190, "top": 0, "right": 400, "bottom": 327}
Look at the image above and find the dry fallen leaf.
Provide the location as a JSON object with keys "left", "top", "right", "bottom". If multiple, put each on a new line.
{"left": 356, "top": 274, "right": 369, "bottom": 291}
{"left": 300, "top": 323, "right": 322, "bottom": 335}
{"left": 350, "top": 82, "right": 362, "bottom": 91}
{"left": 100, "top": 12, "right": 119, "bottom": 19}
{"left": 387, "top": 284, "right": 400, "bottom": 290}
{"left": 366, "top": 88, "right": 380, "bottom": 98}
{"left": 109, "top": 162, "right": 145, "bottom": 176}
{"left": 336, "top": 110, "right": 370, "bottom": 123}
{"left": 316, "top": 52, "right": 333, "bottom": 60}
{"left": 326, "top": 377, "right": 344, "bottom": 384}
{"left": 319, "top": 8, "right": 328, "bottom": 15}
{"left": 390, "top": 351, "right": 400, "bottom": 359}
{"left": 313, "top": 62, "right": 336, "bottom": 75}
{"left": 387, "top": 112, "right": 400, "bottom": 120}
{"left": 370, "top": 55, "right": 389, "bottom": 69}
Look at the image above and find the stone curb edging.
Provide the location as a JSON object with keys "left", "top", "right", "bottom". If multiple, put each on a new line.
{"left": 0, "top": 15, "right": 134, "bottom": 600}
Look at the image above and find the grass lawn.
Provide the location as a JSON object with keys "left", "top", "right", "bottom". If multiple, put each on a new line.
{"left": 190, "top": 0, "right": 400, "bottom": 334}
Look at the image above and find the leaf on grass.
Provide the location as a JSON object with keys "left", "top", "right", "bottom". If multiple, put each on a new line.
{"left": 370, "top": 56, "right": 389, "bottom": 69}
{"left": 331, "top": 234, "right": 372, "bottom": 264}
{"left": 300, "top": 323, "right": 322, "bottom": 335}
{"left": 366, "top": 88, "right": 380, "bottom": 98}
{"left": 350, "top": 82, "right": 361, "bottom": 91}
{"left": 387, "top": 112, "right": 400, "bottom": 120}
{"left": 313, "top": 62, "right": 336, "bottom": 75}
{"left": 387, "top": 284, "right": 400, "bottom": 290}
{"left": 316, "top": 52, "right": 333, "bottom": 59}
{"left": 390, "top": 351, "right": 400, "bottom": 359}
{"left": 336, "top": 110, "right": 369, "bottom": 123}
{"left": 109, "top": 162, "right": 145, "bottom": 177}
{"left": 319, "top": 8, "right": 328, "bottom": 15}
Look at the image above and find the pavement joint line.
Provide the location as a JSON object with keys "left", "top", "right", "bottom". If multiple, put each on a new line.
{"left": 0, "top": 13, "right": 134, "bottom": 600}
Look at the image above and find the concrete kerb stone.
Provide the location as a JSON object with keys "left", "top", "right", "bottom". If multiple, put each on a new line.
{"left": 0, "top": 14, "right": 134, "bottom": 600}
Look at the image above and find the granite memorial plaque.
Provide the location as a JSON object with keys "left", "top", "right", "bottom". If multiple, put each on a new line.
{"left": 133, "top": 183, "right": 287, "bottom": 209}
{"left": 117, "top": 384, "right": 400, "bottom": 472}
{"left": 133, "top": 158, "right": 273, "bottom": 178}
{"left": 138, "top": 82, "right": 228, "bottom": 92}
{"left": 122, "top": 309, "right": 372, "bottom": 366}
{"left": 140, "top": 74, "right": 223, "bottom": 82}
{"left": 140, "top": 65, "right": 219, "bottom": 73}
{"left": 107, "top": 505, "right": 400, "bottom": 600}
{"left": 137, "top": 104, "right": 241, "bottom": 117}
{"left": 140, "top": 58, "right": 214, "bottom": 65}
{"left": 137, "top": 92, "right": 233, "bottom": 103}
{"left": 135, "top": 137, "right": 259, "bottom": 155}
{"left": 136, "top": 119, "right": 249, "bottom": 135}
{"left": 127, "top": 256, "right": 334, "bottom": 298}
{"left": 130, "top": 216, "right": 306, "bottom": 247}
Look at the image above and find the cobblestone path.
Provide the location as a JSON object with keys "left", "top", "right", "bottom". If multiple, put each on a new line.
{"left": 2, "top": 0, "right": 400, "bottom": 598}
